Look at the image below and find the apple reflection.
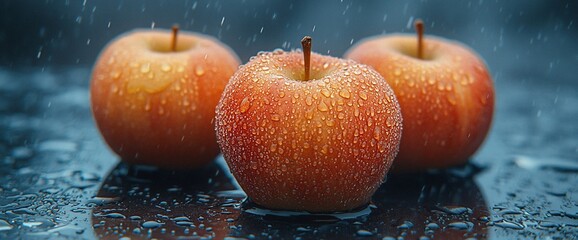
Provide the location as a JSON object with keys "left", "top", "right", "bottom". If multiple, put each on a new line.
{"left": 231, "top": 164, "right": 489, "bottom": 239}
{"left": 91, "top": 160, "right": 488, "bottom": 239}
{"left": 91, "top": 158, "right": 243, "bottom": 239}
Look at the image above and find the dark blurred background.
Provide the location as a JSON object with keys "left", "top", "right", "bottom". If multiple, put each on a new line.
{"left": 0, "top": 0, "right": 576, "bottom": 85}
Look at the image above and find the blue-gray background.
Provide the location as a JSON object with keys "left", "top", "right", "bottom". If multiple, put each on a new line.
{"left": 0, "top": 0, "right": 576, "bottom": 86}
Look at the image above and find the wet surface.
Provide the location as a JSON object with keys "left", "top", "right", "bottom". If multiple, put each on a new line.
{"left": 1, "top": 68, "right": 577, "bottom": 239}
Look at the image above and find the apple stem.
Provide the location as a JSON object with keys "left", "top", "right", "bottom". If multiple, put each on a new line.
{"left": 415, "top": 19, "right": 424, "bottom": 59}
{"left": 171, "top": 24, "right": 179, "bottom": 52}
{"left": 301, "top": 36, "right": 312, "bottom": 80}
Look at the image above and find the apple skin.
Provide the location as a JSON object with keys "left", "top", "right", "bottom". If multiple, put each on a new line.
{"left": 345, "top": 34, "right": 494, "bottom": 172}
{"left": 215, "top": 50, "right": 403, "bottom": 212}
{"left": 90, "top": 29, "right": 240, "bottom": 169}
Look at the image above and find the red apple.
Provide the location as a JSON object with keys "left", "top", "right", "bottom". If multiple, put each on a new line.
{"left": 215, "top": 37, "right": 403, "bottom": 212}
{"left": 345, "top": 20, "right": 494, "bottom": 172}
{"left": 90, "top": 26, "right": 240, "bottom": 169}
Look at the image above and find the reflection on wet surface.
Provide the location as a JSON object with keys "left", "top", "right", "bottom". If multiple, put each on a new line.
{"left": 92, "top": 159, "right": 488, "bottom": 239}
{"left": 92, "top": 159, "right": 239, "bottom": 239}
{"left": 1, "top": 68, "right": 577, "bottom": 239}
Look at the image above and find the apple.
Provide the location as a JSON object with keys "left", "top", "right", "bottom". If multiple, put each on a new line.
{"left": 215, "top": 37, "right": 403, "bottom": 212}
{"left": 90, "top": 26, "right": 240, "bottom": 169}
{"left": 345, "top": 20, "right": 494, "bottom": 172}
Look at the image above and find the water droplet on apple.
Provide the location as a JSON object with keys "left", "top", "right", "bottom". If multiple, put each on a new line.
{"left": 437, "top": 82, "right": 445, "bottom": 91}
{"left": 358, "top": 91, "right": 368, "bottom": 100}
{"left": 408, "top": 80, "right": 415, "bottom": 87}
{"left": 386, "top": 116, "right": 395, "bottom": 127}
{"left": 320, "top": 144, "right": 329, "bottom": 154}
{"left": 305, "top": 109, "right": 314, "bottom": 119}
{"left": 140, "top": 63, "right": 151, "bottom": 73}
{"left": 337, "top": 112, "right": 345, "bottom": 119}
{"left": 195, "top": 65, "right": 205, "bottom": 76}
{"left": 111, "top": 84, "right": 119, "bottom": 93}
{"left": 447, "top": 94, "right": 457, "bottom": 105}
{"left": 394, "top": 68, "right": 402, "bottom": 76}
{"left": 317, "top": 101, "right": 329, "bottom": 112}
{"left": 376, "top": 142, "right": 385, "bottom": 153}
{"left": 110, "top": 71, "right": 121, "bottom": 79}
{"left": 323, "top": 62, "right": 330, "bottom": 69}
{"left": 353, "top": 68, "right": 362, "bottom": 75}
{"left": 452, "top": 72, "right": 460, "bottom": 81}
{"left": 321, "top": 89, "right": 331, "bottom": 98}
{"left": 239, "top": 97, "right": 251, "bottom": 113}
{"left": 326, "top": 119, "right": 335, "bottom": 126}
{"left": 271, "top": 114, "right": 280, "bottom": 121}
{"left": 270, "top": 143, "right": 277, "bottom": 152}
{"left": 373, "top": 126, "right": 381, "bottom": 140}
{"left": 305, "top": 95, "right": 313, "bottom": 106}
{"left": 367, "top": 117, "right": 373, "bottom": 126}
{"left": 161, "top": 63, "right": 172, "bottom": 72}
{"left": 339, "top": 89, "right": 351, "bottom": 99}
{"left": 480, "top": 95, "right": 488, "bottom": 105}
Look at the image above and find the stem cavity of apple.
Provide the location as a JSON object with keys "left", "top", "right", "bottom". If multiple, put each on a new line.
{"left": 301, "top": 36, "right": 312, "bottom": 80}
{"left": 415, "top": 19, "right": 424, "bottom": 60}
{"left": 171, "top": 24, "right": 179, "bottom": 52}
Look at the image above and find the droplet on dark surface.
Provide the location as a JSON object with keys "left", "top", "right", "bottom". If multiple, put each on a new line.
{"left": 104, "top": 213, "right": 126, "bottom": 219}
{"left": 142, "top": 221, "right": 163, "bottom": 229}
{"left": 172, "top": 216, "right": 190, "bottom": 222}
{"left": 425, "top": 222, "right": 439, "bottom": 230}
{"left": 397, "top": 221, "right": 414, "bottom": 229}
{"left": 492, "top": 220, "right": 525, "bottom": 230}
{"left": 0, "top": 220, "right": 13, "bottom": 231}
{"left": 356, "top": 229, "right": 373, "bottom": 237}
{"left": 513, "top": 155, "right": 578, "bottom": 173}
{"left": 175, "top": 221, "right": 195, "bottom": 227}
{"left": 446, "top": 221, "right": 474, "bottom": 231}
{"left": 435, "top": 206, "right": 473, "bottom": 215}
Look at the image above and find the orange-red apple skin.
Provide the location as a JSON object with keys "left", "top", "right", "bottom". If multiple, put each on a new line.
{"left": 345, "top": 35, "right": 494, "bottom": 172}
{"left": 90, "top": 29, "right": 240, "bottom": 169}
{"left": 215, "top": 51, "right": 403, "bottom": 212}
